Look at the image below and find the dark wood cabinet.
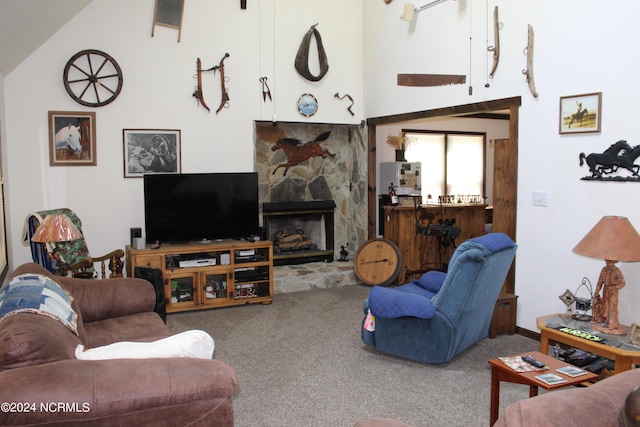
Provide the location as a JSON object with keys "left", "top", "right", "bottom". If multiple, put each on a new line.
{"left": 490, "top": 292, "right": 518, "bottom": 338}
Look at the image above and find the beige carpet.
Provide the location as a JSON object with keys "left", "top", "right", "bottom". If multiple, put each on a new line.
{"left": 168, "top": 284, "right": 542, "bottom": 427}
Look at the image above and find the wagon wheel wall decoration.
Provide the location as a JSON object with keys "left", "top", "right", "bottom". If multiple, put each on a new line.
{"left": 63, "top": 50, "right": 123, "bottom": 107}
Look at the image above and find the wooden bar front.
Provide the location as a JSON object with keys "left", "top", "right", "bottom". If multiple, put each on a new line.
{"left": 382, "top": 204, "right": 487, "bottom": 282}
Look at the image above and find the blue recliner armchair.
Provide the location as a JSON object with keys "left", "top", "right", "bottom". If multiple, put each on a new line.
{"left": 361, "top": 232, "right": 517, "bottom": 364}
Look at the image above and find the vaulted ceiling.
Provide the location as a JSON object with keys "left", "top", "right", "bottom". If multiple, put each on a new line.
{"left": 0, "top": 0, "right": 91, "bottom": 76}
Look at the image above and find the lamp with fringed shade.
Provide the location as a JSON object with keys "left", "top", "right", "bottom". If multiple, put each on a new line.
{"left": 32, "top": 215, "right": 82, "bottom": 243}
{"left": 32, "top": 214, "right": 82, "bottom": 276}
{"left": 573, "top": 216, "right": 640, "bottom": 335}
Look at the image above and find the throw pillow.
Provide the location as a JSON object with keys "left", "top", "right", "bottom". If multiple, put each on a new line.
{"left": 412, "top": 270, "right": 447, "bottom": 293}
{"left": 75, "top": 329, "right": 215, "bottom": 360}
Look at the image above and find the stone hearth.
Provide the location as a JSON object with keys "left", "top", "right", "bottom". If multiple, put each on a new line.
{"left": 273, "top": 261, "right": 359, "bottom": 294}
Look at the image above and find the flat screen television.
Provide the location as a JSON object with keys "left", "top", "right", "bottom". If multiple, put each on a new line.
{"left": 143, "top": 172, "right": 259, "bottom": 244}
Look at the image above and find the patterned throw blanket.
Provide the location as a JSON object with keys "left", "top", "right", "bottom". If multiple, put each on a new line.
{"left": 0, "top": 274, "right": 78, "bottom": 336}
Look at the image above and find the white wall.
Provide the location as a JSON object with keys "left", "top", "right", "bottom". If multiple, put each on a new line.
{"left": 3, "top": 0, "right": 640, "bottom": 333}
{"left": 2, "top": 0, "right": 363, "bottom": 274}
{"left": 365, "top": 0, "right": 640, "bottom": 331}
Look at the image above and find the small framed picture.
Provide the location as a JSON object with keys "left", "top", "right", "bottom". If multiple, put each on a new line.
{"left": 48, "top": 111, "right": 97, "bottom": 166}
{"left": 123, "top": 129, "right": 181, "bottom": 178}
{"left": 559, "top": 92, "right": 602, "bottom": 134}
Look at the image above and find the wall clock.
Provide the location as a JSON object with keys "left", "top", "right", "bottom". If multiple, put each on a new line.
{"left": 297, "top": 93, "right": 318, "bottom": 117}
{"left": 354, "top": 238, "right": 401, "bottom": 286}
{"left": 63, "top": 49, "right": 123, "bottom": 107}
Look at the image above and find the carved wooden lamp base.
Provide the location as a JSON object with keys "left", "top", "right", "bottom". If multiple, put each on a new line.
{"left": 591, "top": 322, "right": 628, "bottom": 336}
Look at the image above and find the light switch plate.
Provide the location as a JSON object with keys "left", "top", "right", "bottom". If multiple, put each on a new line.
{"left": 532, "top": 191, "right": 549, "bottom": 207}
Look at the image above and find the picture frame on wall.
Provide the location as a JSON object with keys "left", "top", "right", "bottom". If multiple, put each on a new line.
{"left": 123, "top": 129, "right": 181, "bottom": 178}
{"left": 48, "top": 111, "right": 97, "bottom": 166}
{"left": 559, "top": 92, "right": 602, "bottom": 134}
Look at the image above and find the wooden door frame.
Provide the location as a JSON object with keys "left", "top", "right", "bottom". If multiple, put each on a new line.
{"left": 365, "top": 96, "right": 521, "bottom": 292}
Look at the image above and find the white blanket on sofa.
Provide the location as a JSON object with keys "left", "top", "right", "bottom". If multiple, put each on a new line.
{"left": 75, "top": 330, "right": 215, "bottom": 360}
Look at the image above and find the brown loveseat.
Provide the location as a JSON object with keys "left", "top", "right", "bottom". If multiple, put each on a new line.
{"left": 495, "top": 366, "right": 640, "bottom": 426}
{"left": 0, "top": 263, "right": 239, "bottom": 426}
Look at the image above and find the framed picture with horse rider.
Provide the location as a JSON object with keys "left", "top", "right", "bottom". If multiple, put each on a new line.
{"left": 123, "top": 129, "right": 181, "bottom": 178}
{"left": 48, "top": 111, "right": 97, "bottom": 166}
{"left": 559, "top": 92, "right": 602, "bottom": 134}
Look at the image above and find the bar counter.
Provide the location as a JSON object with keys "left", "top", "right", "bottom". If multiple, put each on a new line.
{"left": 382, "top": 203, "right": 488, "bottom": 282}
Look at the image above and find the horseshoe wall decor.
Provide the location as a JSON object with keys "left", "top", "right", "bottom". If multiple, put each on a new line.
{"left": 294, "top": 23, "right": 329, "bottom": 82}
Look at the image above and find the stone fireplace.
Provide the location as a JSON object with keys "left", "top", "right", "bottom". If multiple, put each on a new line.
{"left": 254, "top": 121, "right": 367, "bottom": 292}
{"left": 263, "top": 200, "right": 336, "bottom": 266}
{"left": 255, "top": 121, "right": 368, "bottom": 258}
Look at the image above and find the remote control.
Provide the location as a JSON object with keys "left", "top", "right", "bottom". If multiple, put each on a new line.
{"left": 522, "top": 355, "right": 546, "bottom": 368}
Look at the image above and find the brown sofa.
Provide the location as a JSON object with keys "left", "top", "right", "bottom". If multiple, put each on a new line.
{"left": 495, "top": 366, "right": 640, "bottom": 426}
{"left": 0, "top": 263, "right": 239, "bottom": 426}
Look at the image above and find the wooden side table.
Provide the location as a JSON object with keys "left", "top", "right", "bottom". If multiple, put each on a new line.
{"left": 489, "top": 293, "right": 518, "bottom": 338}
{"left": 537, "top": 314, "right": 640, "bottom": 373}
{"left": 488, "top": 351, "right": 598, "bottom": 425}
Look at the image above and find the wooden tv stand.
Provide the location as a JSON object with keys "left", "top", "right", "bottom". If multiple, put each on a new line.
{"left": 126, "top": 240, "right": 273, "bottom": 314}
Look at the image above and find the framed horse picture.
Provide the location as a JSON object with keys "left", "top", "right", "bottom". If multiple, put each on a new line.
{"left": 123, "top": 129, "right": 181, "bottom": 178}
{"left": 559, "top": 92, "right": 602, "bottom": 134}
{"left": 48, "top": 111, "right": 97, "bottom": 166}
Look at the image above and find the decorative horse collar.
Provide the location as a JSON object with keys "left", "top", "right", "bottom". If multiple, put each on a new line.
{"left": 295, "top": 23, "right": 329, "bottom": 82}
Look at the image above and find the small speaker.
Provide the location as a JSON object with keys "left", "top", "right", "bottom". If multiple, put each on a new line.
{"left": 130, "top": 227, "right": 142, "bottom": 246}
{"left": 133, "top": 237, "right": 146, "bottom": 250}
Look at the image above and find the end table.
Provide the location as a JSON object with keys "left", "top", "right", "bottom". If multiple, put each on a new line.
{"left": 538, "top": 313, "right": 640, "bottom": 373}
{"left": 488, "top": 350, "right": 598, "bottom": 425}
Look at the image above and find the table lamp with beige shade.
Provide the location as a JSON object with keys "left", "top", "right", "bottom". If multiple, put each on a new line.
{"left": 573, "top": 215, "right": 640, "bottom": 335}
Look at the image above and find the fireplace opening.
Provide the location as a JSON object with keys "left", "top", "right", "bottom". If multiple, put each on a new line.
{"left": 263, "top": 201, "right": 336, "bottom": 266}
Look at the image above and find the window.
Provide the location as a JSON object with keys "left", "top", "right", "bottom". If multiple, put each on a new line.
{"left": 404, "top": 130, "right": 485, "bottom": 203}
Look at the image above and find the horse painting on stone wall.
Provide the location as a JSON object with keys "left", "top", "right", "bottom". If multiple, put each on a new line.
{"left": 271, "top": 131, "right": 336, "bottom": 176}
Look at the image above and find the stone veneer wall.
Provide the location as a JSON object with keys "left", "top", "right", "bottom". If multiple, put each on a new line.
{"left": 255, "top": 121, "right": 368, "bottom": 292}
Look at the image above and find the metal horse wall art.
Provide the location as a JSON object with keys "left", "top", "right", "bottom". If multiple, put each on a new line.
{"left": 271, "top": 131, "right": 335, "bottom": 176}
{"left": 579, "top": 139, "right": 640, "bottom": 181}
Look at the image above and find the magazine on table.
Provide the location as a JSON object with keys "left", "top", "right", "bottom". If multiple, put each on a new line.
{"left": 499, "top": 356, "right": 548, "bottom": 372}
{"left": 535, "top": 373, "right": 567, "bottom": 385}
{"left": 556, "top": 365, "right": 588, "bottom": 377}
